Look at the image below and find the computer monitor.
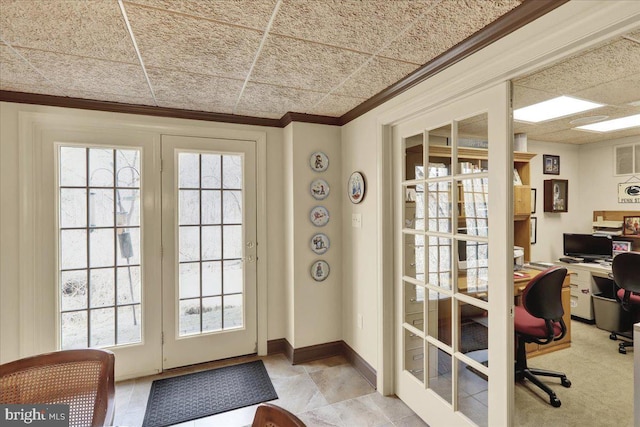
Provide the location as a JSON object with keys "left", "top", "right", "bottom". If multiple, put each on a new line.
{"left": 563, "top": 233, "right": 613, "bottom": 262}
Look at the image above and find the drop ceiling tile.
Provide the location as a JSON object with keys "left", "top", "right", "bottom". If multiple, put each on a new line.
{"left": 233, "top": 109, "right": 283, "bottom": 120}
{"left": 530, "top": 127, "right": 640, "bottom": 145}
{"left": 0, "top": 0, "right": 138, "bottom": 63}
{"left": 146, "top": 67, "right": 243, "bottom": 112}
{"left": 512, "top": 85, "right": 558, "bottom": 109}
{"left": 56, "top": 89, "right": 157, "bottom": 107}
{"left": 155, "top": 99, "right": 234, "bottom": 115}
{"left": 514, "top": 39, "right": 640, "bottom": 95}
{"left": 124, "top": 4, "right": 262, "bottom": 79}
{"left": 0, "top": 45, "right": 50, "bottom": 87}
{"left": 124, "top": 0, "right": 278, "bottom": 31}
{"left": 15, "top": 48, "right": 151, "bottom": 99}
{"left": 0, "top": 82, "right": 68, "bottom": 97}
{"left": 379, "top": 0, "right": 522, "bottom": 64}
{"left": 251, "top": 35, "right": 369, "bottom": 92}
{"left": 624, "top": 28, "right": 640, "bottom": 41}
{"left": 573, "top": 73, "right": 640, "bottom": 106}
{"left": 334, "top": 56, "right": 418, "bottom": 98}
{"left": 235, "top": 82, "right": 324, "bottom": 116}
{"left": 307, "top": 93, "right": 365, "bottom": 117}
{"left": 272, "top": 0, "right": 436, "bottom": 54}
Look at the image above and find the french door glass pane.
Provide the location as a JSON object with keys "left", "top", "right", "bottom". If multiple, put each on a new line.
{"left": 58, "top": 146, "right": 142, "bottom": 350}
{"left": 177, "top": 152, "right": 244, "bottom": 336}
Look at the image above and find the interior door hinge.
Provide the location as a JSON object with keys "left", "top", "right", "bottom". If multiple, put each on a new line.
{"left": 509, "top": 306, "right": 515, "bottom": 318}
{"left": 162, "top": 332, "right": 164, "bottom": 345}
{"left": 160, "top": 158, "right": 163, "bottom": 172}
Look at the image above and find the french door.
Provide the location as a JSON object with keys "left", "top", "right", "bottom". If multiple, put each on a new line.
{"left": 392, "top": 83, "right": 514, "bottom": 426}
{"left": 47, "top": 128, "right": 163, "bottom": 379}
{"left": 48, "top": 128, "right": 257, "bottom": 377}
{"left": 161, "top": 135, "right": 257, "bottom": 369}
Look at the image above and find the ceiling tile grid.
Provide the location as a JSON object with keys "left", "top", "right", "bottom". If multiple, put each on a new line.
{"left": 2, "top": 0, "right": 635, "bottom": 145}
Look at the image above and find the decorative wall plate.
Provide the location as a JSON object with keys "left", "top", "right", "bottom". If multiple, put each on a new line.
{"left": 311, "top": 260, "right": 330, "bottom": 282}
{"left": 310, "top": 233, "right": 330, "bottom": 255}
{"left": 309, "top": 206, "right": 330, "bottom": 226}
{"left": 309, "top": 151, "right": 329, "bottom": 172}
{"left": 310, "top": 179, "right": 330, "bottom": 200}
{"left": 348, "top": 171, "right": 366, "bottom": 204}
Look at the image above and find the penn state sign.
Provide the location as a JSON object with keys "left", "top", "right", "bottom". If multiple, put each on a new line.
{"left": 618, "top": 183, "right": 640, "bottom": 203}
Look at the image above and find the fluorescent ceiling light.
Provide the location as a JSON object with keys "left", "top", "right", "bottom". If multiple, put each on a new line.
{"left": 514, "top": 96, "right": 604, "bottom": 123}
{"left": 575, "top": 114, "right": 640, "bottom": 132}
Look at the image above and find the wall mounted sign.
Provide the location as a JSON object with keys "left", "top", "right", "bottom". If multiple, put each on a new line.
{"left": 311, "top": 260, "right": 330, "bottom": 282}
{"left": 618, "top": 182, "right": 640, "bottom": 203}
{"left": 310, "top": 233, "right": 330, "bottom": 255}
{"left": 310, "top": 179, "right": 330, "bottom": 200}
{"left": 310, "top": 206, "right": 329, "bottom": 226}
{"left": 309, "top": 151, "right": 329, "bottom": 172}
{"left": 348, "top": 171, "right": 366, "bottom": 204}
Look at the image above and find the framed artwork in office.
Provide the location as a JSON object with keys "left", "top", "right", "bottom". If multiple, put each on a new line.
{"left": 543, "top": 154, "right": 560, "bottom": 175}
{"left": 623, "top": 216, "right": 640, "bottom": 236}
{"left": 530, "top": 217, "right": 537, "bottom": 244}
{"left": 544, "top": 179, "right": 568, "bottom": 212}
{"left": 530, "top": 188, "right": 536, "bottom": 214}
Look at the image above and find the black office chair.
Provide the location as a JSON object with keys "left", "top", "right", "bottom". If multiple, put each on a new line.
{"left": 514, "top": 266, "right": 571, "bottom": 408}
{"left": 609, "top": 252, "right": 640, "bottom": 354}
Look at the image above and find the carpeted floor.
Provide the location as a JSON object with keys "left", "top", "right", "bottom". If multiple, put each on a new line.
{"left": 514, "top": 320, "right": 634, "bottom": 426}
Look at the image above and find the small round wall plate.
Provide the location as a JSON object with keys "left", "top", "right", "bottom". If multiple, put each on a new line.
{"left": 310, "top": 179, "right": 330, "bottom": 200}
{"left": 310, "top": 233, "right": 330, "bottom": 255}
{"left": 309, "top": 151, "right": 329, "bottom": 172}
{"left": 348, "top": 171, "right": 366, "bottom": 204}
{"left": 310, "top": 206, "right": 330, "bottom": 226}
{"left": 311, "top": 260, "right": 330, "bottom": 282}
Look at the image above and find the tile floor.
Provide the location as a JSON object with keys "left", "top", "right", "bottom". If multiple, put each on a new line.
{"left": 113, "top": 354, "right": 428, "bottom": 427}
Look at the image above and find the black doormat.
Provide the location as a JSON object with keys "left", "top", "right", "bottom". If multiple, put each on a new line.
{"left": 142, "top": 360, "right": 278, "bottom": 427}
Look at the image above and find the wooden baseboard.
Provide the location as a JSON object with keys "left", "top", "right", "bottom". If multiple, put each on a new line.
{"left": 266, "top": 338, "right": 377, "bottom": 388}
{"left": 341, "top": 341, "right": 377, "bottom": 388}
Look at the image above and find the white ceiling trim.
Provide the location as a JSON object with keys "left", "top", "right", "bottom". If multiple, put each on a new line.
{"left": 118, "top": 0, "right": 157, "bottom": 106}
{"left": 233, "top": 0, "right": 282, "bottom": 114}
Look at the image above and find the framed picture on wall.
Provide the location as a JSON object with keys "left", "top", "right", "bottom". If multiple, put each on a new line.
{"left": 543, "top": 154, "right": 560, "bottom": 175}
{"left": 623, "top": 216, "right": 640, "bottom": 236}
{"left": 530, "top": 188, "right": 537, "bottom": 214}
{"left": 531, "top": 217, "right": 537, "bottom": 244}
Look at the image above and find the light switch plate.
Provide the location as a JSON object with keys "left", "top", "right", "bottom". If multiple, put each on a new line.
{"left": 352, "top": 213, "right": 362, "bottom": 228}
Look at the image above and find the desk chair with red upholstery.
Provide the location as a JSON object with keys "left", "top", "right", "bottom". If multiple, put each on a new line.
{"left": 514, "top": 266, "right": 571, "bottom": 408}
{"left": 610, "top": 251, "right": 640, "bottom": 354}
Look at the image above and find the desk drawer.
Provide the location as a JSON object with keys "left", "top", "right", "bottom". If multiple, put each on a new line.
{"left": 571, "top": 268, "right": 592, "bottom": 285}
{"left": 570, "top": 292, "right": 594, "bottom": 320}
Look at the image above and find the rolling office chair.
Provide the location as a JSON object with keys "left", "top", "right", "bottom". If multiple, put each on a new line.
{"left": 609, "top": 252, "right": 640, "bottom": 354}
{"left": 514, "top": 266, "right": 571, "bottom": 408}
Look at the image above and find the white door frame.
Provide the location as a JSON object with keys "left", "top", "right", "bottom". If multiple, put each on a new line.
{"left": 18, "top": 111, "right": 268, "bottom": 380}
{"left": 374, "top": 0, "right": 640, "bottom": 422}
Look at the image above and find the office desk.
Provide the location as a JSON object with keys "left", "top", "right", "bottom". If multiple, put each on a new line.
{"left": 557, "top": 261, "right": 613, "bottom": 321}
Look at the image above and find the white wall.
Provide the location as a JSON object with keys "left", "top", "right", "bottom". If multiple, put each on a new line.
{"left": 579, "top": 137, "right": 640, "bottom": 228}
{"left": 528, "top": 140, "right": 582, "bottom": 262}
{"left": 287, "top": 122, "right": 342, "bottom": 348}
{"left": 0, "top": 101, "right": 289, "bottom": 363}
{"left": 528, "top": 137, "right": 640, "bottom": 263}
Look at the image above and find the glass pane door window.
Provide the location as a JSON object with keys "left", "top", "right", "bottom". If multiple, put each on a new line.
{"left": 58, "top": 146, "right": 142, "bottom": 349}
{"left": 177, "top": 152, "right": 245, "bottom": 336}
